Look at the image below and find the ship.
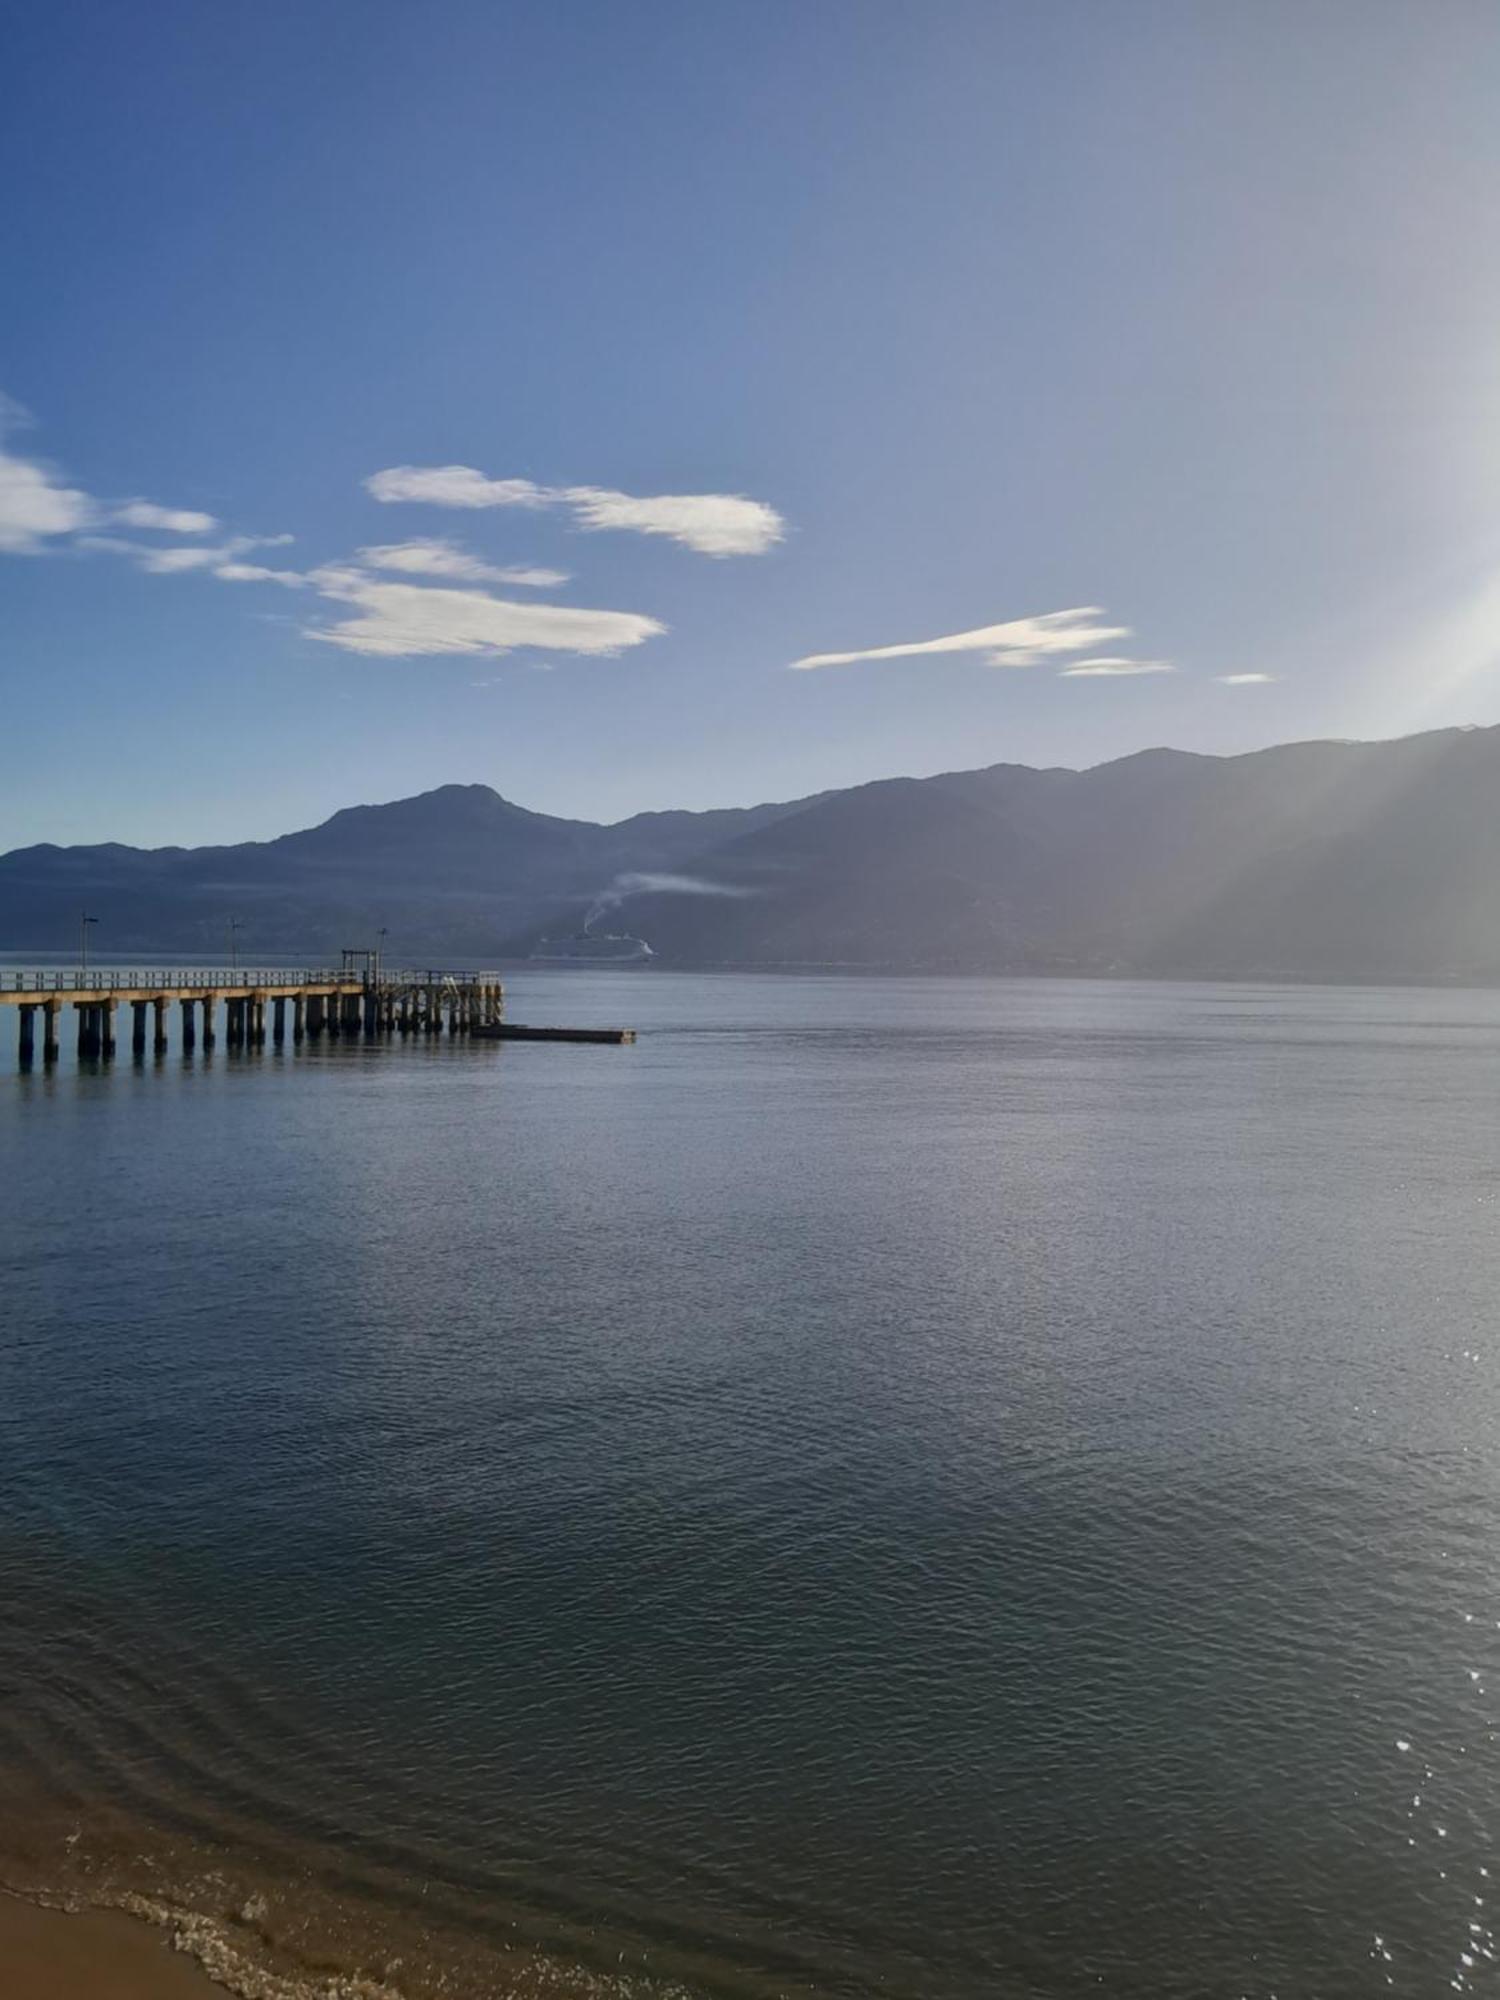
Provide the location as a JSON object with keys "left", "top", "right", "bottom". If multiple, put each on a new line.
{"left": 528, "top": 930, "right": 655, "bottom": 964}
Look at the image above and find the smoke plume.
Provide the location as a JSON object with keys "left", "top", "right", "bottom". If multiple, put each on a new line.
{"left": 585, "top": 872, "right": 755, "bottom": 932}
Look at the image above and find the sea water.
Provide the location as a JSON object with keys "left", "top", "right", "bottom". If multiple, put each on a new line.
{"left": 1, "top": 971, "right": 1497, "bottom": 1998}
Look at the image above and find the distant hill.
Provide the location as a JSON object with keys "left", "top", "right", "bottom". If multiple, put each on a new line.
{"left": 7, "top": 727, "right": 1500, "bottom": 980}
{"left": 0, "top": 785, "right": 809, "bottom": 961}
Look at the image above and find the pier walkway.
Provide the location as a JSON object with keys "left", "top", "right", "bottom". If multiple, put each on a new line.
{"left": 1, "top": 965, "right": 504, "bottom": 1065}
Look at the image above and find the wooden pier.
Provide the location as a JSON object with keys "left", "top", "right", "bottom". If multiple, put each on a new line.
{"left": 0, "top": 963, "right": 506, "bottom": 1068}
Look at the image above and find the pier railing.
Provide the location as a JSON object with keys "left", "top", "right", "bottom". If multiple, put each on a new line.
{"left": 4, "top": 967, "right": 507, "bottom": 994}
{"left": 4, "top": 967, "right": 342, "bottom": 993}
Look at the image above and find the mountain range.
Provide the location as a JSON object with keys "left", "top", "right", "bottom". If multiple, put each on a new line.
{"left": 6, "top": 725, "right": 1500, "bottom": 980}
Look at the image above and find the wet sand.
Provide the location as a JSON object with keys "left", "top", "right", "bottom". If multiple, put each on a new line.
{"left": 1, "top": 1892, "right": 228, "bottom": 2000}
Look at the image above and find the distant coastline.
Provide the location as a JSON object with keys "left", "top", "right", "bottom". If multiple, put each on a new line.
{"left": 6, "top": 950, "right": 1500, "bottom": 992}
{"left": 6, "top": 725, "right": 1500, "bottom": 984}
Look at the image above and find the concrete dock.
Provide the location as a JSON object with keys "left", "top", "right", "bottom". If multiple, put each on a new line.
{"left": 471, "top": 1022, "right": 636, "bottom": 1044}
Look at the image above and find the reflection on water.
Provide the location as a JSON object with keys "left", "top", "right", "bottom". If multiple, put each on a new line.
{"left": 1, "top": 972, "right": 1498, "bottom": 1998}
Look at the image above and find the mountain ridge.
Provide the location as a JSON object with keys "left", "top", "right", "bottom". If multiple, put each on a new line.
{"left": 5, "top": 725, "right": 1500, "bottom": 979}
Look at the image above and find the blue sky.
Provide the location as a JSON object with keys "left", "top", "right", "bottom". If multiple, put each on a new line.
{"left": 5, "top": 0, "right": 1500, "bottom": 847}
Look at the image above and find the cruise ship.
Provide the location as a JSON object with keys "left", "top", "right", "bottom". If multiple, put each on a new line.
{"left": 529, "top": 930, "right": 655, "bottom": 964}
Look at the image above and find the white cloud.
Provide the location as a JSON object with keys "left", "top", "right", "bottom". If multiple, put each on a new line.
{"left": 113, "top": 499, "right": 218, "bottom": 534}
{"left": 0, "top": 401, "right": 234, "bottom": 552}
{"left": 491, "top": 565, "right": 571, "bottom": 588}
{"left": 1059, "top": 657, "right": 1175, "bottom": 678}
{"left": 1217, "top": 672, "right": 1277, "bottom": 685}
{"left": 365, "top": 463, "right": 786, "bottom": 557}
{"left": 560, "top": 486, "right": 784, "bottom": 557}
{"left": 357, "top": 538, "right": 570, "bottom": 588}
{"left": 790, "top": 608, "right": 1129, "bottom": 672}
{"left": 82, "top": 532, "right": 295, "bottom": 576}
{"left": 0, "top": 398, "right": 306, "bottom": 588}
{"left": 0, "top": 448, "right": 96, "bottom": 551}
{"left": 137, "top": 544, "right": 233, "bottom": 573}
{"left": 364, "top": 466, "right": 549, "bottom": 509}
{"left": 214, "top": 562, "right": 305, "bottom": 587}
{"left": 304, "top": 566, "right": 664, "bottom": 659}
{"left": 0, "top": 395, "right": 96, "bottom": 551}
{"left": 81, "top": 504, "right": 629, "bottom": 659}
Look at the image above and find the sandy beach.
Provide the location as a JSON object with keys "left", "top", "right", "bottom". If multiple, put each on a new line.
{"left": 1, "top": 1893, "right": 228, "bottom": 2000}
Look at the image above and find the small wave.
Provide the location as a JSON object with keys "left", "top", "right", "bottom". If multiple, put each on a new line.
{"left": 0, "top": 1786, "right": 702, "bottom": 2000}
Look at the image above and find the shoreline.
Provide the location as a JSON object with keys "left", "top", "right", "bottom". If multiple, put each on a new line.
{"left": 1, "top": 1891, "right": 230, "bottom": 2000}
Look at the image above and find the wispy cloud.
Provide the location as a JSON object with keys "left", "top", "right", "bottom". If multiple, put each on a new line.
{"left": 1058, "top": 657, "right": 1175, "bottom": 678}
{"left": 365, "top": 464, "right": 786, "bottom": 557}
{"left": 790, "top": 608, "right": 1129, "bottom": 672}
{"left": 0, "top": 396, "right": 755, "bottom": 689}
{"left": 81, "top": 532, "right": 296, "bottom": 576}
{"left": 86, "top": 506, "right": 661, "bottom": 660}
{"left": 0, "top": 397, "right": 233, "bottom": 554}
{"left": 1217, "top": 672, "right": 1277, "bottom": 685}
{"left": 561, "top": 487, "right": 784, "bottom": 557}
{"left": 0, "top": 397, "right": 96, "bottom": 552}
{"left": 357, "top": 537, "right": 569, "bottom": 589}
{"left": 214, "top": 561, "right": 305, "bottom": 587}
{"left": 0, "top": 451, "right": 94, "bottom": 551}
{"left": 134, "top": 544, "right": 226, "bottom": 573}
{"left": 112, "top": 499, "right": 218, "bottom": 534}
{"left": 365, "top": 466, "right": 549, "bottom": 510}
{"left": 303, "top": 566, "right": 664, "bottom": 659}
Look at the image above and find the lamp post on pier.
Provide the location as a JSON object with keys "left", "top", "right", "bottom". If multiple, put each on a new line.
{"left": 228, "top": 918, "right": 242, "bottom": 972}
{"left": 80, "top": 912, "right": 98, "bottom": 976}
